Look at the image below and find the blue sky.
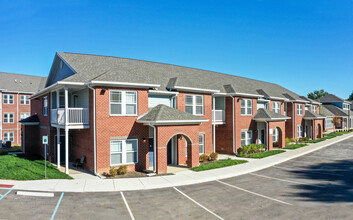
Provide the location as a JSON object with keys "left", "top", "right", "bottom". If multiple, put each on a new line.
{"left": 1, "top": 0, "right": 352, "bottom": 98}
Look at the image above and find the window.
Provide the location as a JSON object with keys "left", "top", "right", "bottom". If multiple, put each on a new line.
{"left": 305, "top": 105, "right": 310, "bottom": 111}
{"left": 185, "top": 95, "right": 204, "bottom": 115}
{"left": 257, "top": 101, "right": 268, "bottom": 110}
{"left": 297, "top": 125, "right": 303, "bottom": 138}
{"left": 3, "top": 94, "right": 14, "bottom": 104}
{"left": 3, "top": 132, "right": 14, "bottom": 142}
{"left": 241, "top": 99, "right": 252, "bottom": 115}
{"left": 241, "top": 130, "right": 252, "bottom": 146}
{"left": 185, "top": 140, "right": 188, "bottom": 157}
{"left": 4, "top": 113, "right": 14, "bottom": 123}
{"left": 20, "top": 112, "right": 30, "bottom": 120}
{"left": 325, "top": 118, "right": 334, "bottom": 128}
{"left": 343, "top": 103, "right": 350, "bottom": 110}
{"left": 272, "top": 102, "right": 281, "bottom": 113}
{"left": 110, "top": 139, "right": 138, "bottom": 165}
{"left": 297, "top": 104, "right": 303, "bottom": 115}
{"left": 199, "top": 134, "right": 205, "bottom": 154}
{"left": 43, "top": 96, "right": 48, "bottom": 116}
{"left": 273, "top": 128, "right": 279, "bottom": 142}
{"left": 20, "top": 95, "right": 30, "bottom": 105}
{"left": 312, "top": 105, "right": 317, "bottom": 113}
{"left": 110, "top": 91, "right": 137, "bottom": 115}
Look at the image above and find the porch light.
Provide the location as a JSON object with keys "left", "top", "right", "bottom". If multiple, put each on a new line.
{"left": 142, "top": 138, "right": 147, "bottom": 143}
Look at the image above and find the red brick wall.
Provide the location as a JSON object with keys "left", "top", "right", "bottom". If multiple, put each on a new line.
{"left": 285, "top": 102, "right": 305, "bottom": 139}
{"left": 2, "top": 92, "right": 32, "bottom": 145}
{"left": 268, "top": 121, "right": 286, "bottom": 150}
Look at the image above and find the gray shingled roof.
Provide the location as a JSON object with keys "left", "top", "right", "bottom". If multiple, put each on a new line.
{"left": 19, "top": 115, "right": 40, "bottom": 125}
{"left": 321, "top": 104, "right": 353, "bottom": 117}
{"left": 56, "top": 52, "right": 307, "bottom": 101}
{"left": 303, "top": 110, "right": 325, "bottom": 120}
{"left": 318, "top": 94, "right": 345, "bottom": 103}
{"left": 0, "top": 72, "right": 47, "bottom": 93}
{"left": 253, "top": 108, "right": 290, "bottom": 121}
{"left": 137, "top": 104, "right": 208, "bottom": 124}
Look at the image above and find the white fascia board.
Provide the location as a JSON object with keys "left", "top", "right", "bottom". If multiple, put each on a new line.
{"left": 148, "top": 90, "right": 179, "bottom": 95}
{"left": 267, "top": 96, "right": 289, "bottom": 101}
{"left": 29, "top": 82, "right": 59, "bottom": 99}
{"left": 254, "top": 117, "right": 291, "bottom": 122}
{"left": 137, "top": 119, "right": 209, "bottom": 125}
{"left": 30, "top": 81, "right": 86, "bottom": 99}
{"left": 234, "top": 92, "right": 263, "bottom": 98}
{"left": 90, "top": 81, "right": 160, "bottom": 89}
{"left": 1, "top": 90, "right": 34, "bottom": 95}
{"left": 171, "top": 86, "right": 220, "bottom": 94}
{"left": 257, "top": 98, "right": 270, "bottom": 102}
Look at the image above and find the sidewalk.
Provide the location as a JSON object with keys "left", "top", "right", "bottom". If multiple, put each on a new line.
{"left": 2, "top": 133, "right": 353, "bottom": 192}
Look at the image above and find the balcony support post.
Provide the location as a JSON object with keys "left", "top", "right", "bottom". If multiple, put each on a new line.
{"left": 64, "top": 88, "right": 68, "bottom": 125}
{"left": 57, "top": 127, "right": 60, "bottom": 168}
{"left": 65, "top": 127, "right": 69, "bottom": 174}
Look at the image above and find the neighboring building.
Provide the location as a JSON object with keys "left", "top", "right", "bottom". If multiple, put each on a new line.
{"left": 318, "top": 94, "right": 353, "bottom": 131}
{"left": 21, "top": 52, "right": 324, "bottom": 175}
{"left": 0, "top": 72, "right": 46, "bottom": 146}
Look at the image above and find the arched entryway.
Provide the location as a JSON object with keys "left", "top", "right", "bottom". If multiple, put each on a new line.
{"left": 272, "top": 127, "right": 283, "bottom": 148}
{"left": 317, "top": 123, "right": 322, "bottom": 139}
{"left": 165, "top": 133, "right": 192, "bottom": 166}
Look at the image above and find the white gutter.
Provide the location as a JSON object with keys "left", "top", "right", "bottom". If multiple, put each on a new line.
{"left": 87, "top": 83, "right": 97, "bottom": 175}
{"left": 148, "top": 90, "right": 179, "bottom": 95}
{"left": 229, "top": 95, "right": 236, "bottom": 154}
{"left": 90, "top": 80, "right": 160, "bottom": 89}
{"left": 169, "top": 86, "right": 220, "bottom": 94}
{"left": 149, "top": 124, "right": 157, "bottom": 173}
{"left": 30, "top": 81, "right": 85, "bottom": 99}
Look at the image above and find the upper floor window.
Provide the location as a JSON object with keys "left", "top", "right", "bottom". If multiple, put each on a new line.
{"left": 199, "top": 134, "right": 205, "bottom": 154}
{"left": 20, "top": 112, "right": 30, "bottom": 120}
{"left": 257, "top": 101, "right": 268, "bottom": 110}
{"left": 297, "top": 125, "right": 303, "bottom": 138}
{"left": 20, "top": 95, "right": 30, "bottom": 105}
{"left": 241, "top": 99, "right": 252, "bottom": 115}
{"left": 343, "top": 103, "right": 350, "bottom": 110}
{"left": 305, "top": 105, "right": 310, "bottom": 111}
{"left": 4, "top": 113, "right": 14, "bottom": 123}
{"left": 312, "top": 105, "right": 317, "bottom": 113}
{"left": 185, "top": 95, "right": 203, "bottom": 115}
{"left": 110, "top": 139, "right": 138, "bottom": 165}
{"left": 241, "top": 130, "right": 252, "bottom": 146}
{"left": 297, "top": 104, "right": 303, "bottom": 115}
{"left": 3, "top": 94, "right": 14, "bottom": 104}
{"left": 43, "top": 96, "right": 48, "bottom": 116}
{"left": 110, "top": 90, "right": 137, "bottom": 116}
{"left": 272, "top": 102, "right": 281, "bottom": 113}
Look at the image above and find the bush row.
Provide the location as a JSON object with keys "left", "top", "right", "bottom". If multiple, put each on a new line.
{"left": 199, "top": 152, "right": 219, "bottom": 162}
{"left": 237, "top": 144, "right": 266, "bottom": 157}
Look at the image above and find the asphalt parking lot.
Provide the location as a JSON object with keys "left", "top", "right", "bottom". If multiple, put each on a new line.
{"left": 1, "top": 137, "right": 353, "bottom": 220}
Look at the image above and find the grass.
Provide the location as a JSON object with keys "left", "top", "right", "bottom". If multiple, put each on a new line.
{"left": 0, "top": 154, "right": 72, "bottom": 180}
{"left": 284, "top": 143, "right": 308, "bottom": 150}
{"left": 0, "top": 146, "right": 22, "bottom": 155}
{"left": 191, "top": 158, "right": 248, "bottom": 172}
{"left": 246, "top": 150, "right": 285, "bottom": 158}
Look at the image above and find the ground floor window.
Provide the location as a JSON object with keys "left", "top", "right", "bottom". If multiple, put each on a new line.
{"left": 110, "top": 139, "right": 138, "bottom": 165}
{"left": 297, "top": 125, "right": 303, "bottom": 138}
{"left": 325, "top": 118, "right": 334, "bottom": 128}
{"left": 3, "top": 132, "right": 14, "bottom": 142}
{"left": 199, "top": 134, "right": 205, "bottom": 154}
{"left": 273, "top": 128, "right": 279, "bottom": 142}
{"left": 241, "top": 130, "right": 252, "bottom": 146}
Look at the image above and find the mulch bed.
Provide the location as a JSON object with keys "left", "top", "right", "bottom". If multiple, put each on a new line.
{"left": 104, "top": 171, "right": 174, "bottom": 179}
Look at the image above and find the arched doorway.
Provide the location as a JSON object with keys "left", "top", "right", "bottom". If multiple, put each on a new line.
{"left": 273, "top": 127, "right": 283, "bottom": 148}
{"left": 165, "top": 133, "right": 193, "bottom": 166}
{"left": 317, "top": 123, "right": 322, "bottom": 139}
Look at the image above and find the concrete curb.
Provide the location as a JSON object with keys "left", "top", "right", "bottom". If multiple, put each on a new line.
{"left": 2, "top": 133, "right": 353, "bottom": 192}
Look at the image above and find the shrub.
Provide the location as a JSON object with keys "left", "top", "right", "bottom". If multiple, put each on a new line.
{"left": 209, "top": 152, "right": 219, "bottom": 161}
{"left": 237, "top": 144, "right": 266, "bottom": 157}
{"left": 199, "top": 154, "right": 209, "bottom": 162}
{"left": 117, "top": 165, "right": 128, "bottom": 175}
{"left": 299, "top": 137, "right": 309, "bottom": 143}
{"left": 109, "top": 168, "right": 118, "bottom": 176}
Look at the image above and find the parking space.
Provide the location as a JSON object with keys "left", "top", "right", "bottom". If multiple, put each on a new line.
{"left": 0, "top": 137, "right": 352, "bottom": 219}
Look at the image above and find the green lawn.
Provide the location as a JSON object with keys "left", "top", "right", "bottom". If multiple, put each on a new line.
{"left": 246, "top": 150, "right": 285, "bottom": 158}
{"left": 0, "top": 146, "right": 22, "bottom": 155}
{"left": 0, "top": 154, "right": 72, "bottom": 180}
{"left": 284, "top": 143, "right": 308, "bottom": 150}
{"left": 191, "top": 158, "right": 248, "bottom": 172}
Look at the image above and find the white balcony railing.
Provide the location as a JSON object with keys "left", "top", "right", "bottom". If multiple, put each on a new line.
{"left": 51, "top": 108, "right": 89, "bottom": 125}
{"left": 212, "top": 110, "right": 225, "bottom": 122}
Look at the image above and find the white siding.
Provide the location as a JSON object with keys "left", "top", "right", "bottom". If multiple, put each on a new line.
{"left": 148, "top": 95, "right": 171, "bottom": 108}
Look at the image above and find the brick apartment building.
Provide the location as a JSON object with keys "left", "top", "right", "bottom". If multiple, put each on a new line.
{"left": 21, "top": 52, "right": 325, "bottom": 175}
{"left": 0, "top": 72, "right": 46, "bottom": 146}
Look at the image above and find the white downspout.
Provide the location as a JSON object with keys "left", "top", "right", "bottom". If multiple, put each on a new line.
{"left": 87, "top": 83, "right": 97, "bottom": 175}
{"left": 17, "top": 92, "right": 19, "bottom": 145}
{"left": 212, "top": 95, "right": 216, "bottom": 152}
{"left": 229, "top": 95, "right": 236, "bottom": 154}
{"left": 265, "top": 121, "right": 269, "bottom": 151}
{"left": 292, "top": 102, "right": 295, "bottom": 138}
{"left": 149, "top": 124, "right": 157, "bottom": 173}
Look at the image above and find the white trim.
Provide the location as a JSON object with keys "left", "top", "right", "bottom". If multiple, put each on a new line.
{"left": 240, "top": 99, "right": 252, "bottom": 116}
{"left": 253, "top": 117, "right": 290, "bottom": 122}
{"left": 109, "top": 90, "right": 138, "bottom": 116}
{"left": 90, "top": 80, "right": 160, "bottom": 89}
{"left": 199, "top": 133, "right": 205, "bottom": 154}
{"left": 170, "top": 86, "right": 220, "bottom": 94}
{"left": 234, "top": 92, "right": 263, "bottom": 98}
{"left": 110, "top": 139, "right": 139, "bottom": 166}
{"left": 185, "top": 94, "right": 204, "bottom": 116}
{"left": 3, "top": 112, "right": 14, "bottom": 123}
{"left": 148, "top": 90, "right": 179, "bottom": 95}
{"left": 267, "top": 96, "right": 289, "bottom": 101}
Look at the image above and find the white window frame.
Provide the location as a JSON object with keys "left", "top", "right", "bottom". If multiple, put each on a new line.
{"left": 3, "top": 94, "right": 14, "bottom": 104}
{"left": 241, "top": 130, "right": 253, "bottom": 146}
{"left": 272, "top": 102, "right": 281, "bottom": 113}
{"left": 20, "top": 95, "right": 30, "bottom": 105}
{"left": 185, "top": 95, "right": 204, "bottom": 116}
{"left": 297, "top": 125, "right": 303, "bottom": 138}
{"left": 43, "top": 96, "right": 48, "bottom": 116}
{"left": 241, "top": 99, "right": 252, "bottom": 116}
{"left": 199, "top": 134, "right": 205, "bottom": 154}
{"left": 273, "top": 128, "right": 279, "bottom": 142}
{"left": 4, "top": 113, "right": 14, "bottom": 123}
{"left": 110, "top": 139, "right": 138, "bottom": 166}
{"left": 312, "top": 105, "right": 317, "bottom": 113}
{"left": 343, "top": 103, "right": 349, "bottom": 110}
{"left": 3, "top": 132, "right": 14, "bottom": 142}
{"left": 110, "top": 90, "right": 138, "bottom": 116}
{"left": 20, "top": 112, "right": 30, "bottom": 120}
{"left": 297, "top": 104, "right": 303, "bottom": 115}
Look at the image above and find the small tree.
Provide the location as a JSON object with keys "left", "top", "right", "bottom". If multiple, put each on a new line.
{"left": 333, "top": 113, "right": 340, "bottom": 130}
{"left": 307, "top": 89, "right": 329, "bottom": 100}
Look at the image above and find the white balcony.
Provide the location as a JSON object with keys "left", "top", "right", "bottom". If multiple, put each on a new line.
{"left": 212, "top": 109, "right": 225, "bottom": 124}
{"left": 51, "top": 108, "right": 89, "bottom": 128}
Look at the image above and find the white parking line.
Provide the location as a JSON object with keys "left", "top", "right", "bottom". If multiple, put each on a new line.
{"left": 273, "top": 165, "right": 345, "bottom": 176}
{"left": 216, "top": 180, "right": 292, "bottom": 206}
{"left": 249, "top": 173, "right": 326, "bottom": 188}
{"left": 173, "top": 187, "right": 224, "bottom": 220}
{"left": 17, "top": 191, "right": 54, "bottom": 197}
{"left": 120, "top": 192, "right": 135, "bottom": 220}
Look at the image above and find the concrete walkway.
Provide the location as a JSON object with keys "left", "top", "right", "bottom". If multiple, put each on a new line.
{"left": 2, "top": 132, "right": 353, "bottom": 192}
